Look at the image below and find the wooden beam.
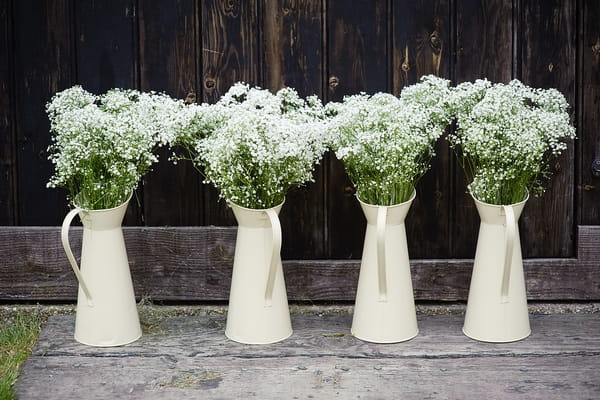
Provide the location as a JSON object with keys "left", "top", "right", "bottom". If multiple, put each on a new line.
{"left": 0, "top": 226, "right": 598, "bottom": 302}
{"left": 15, "top": 314, "right": 600, "bottom": 399}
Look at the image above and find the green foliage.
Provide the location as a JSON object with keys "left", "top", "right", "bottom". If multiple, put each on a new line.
{"left": 0, "top": 313, "right": 42, "bottom": 400}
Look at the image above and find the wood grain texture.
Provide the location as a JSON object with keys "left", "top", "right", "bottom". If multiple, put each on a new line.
{"left": 0, "top": 0, "right": 16, "bottom": 225}
{"left": 74, "top": 0, "right": 142, "bottom": 226}
{"left": 15, "top": 313, "right": 600, "bottom": 399}
{"left": 577, "top": 225, "right": 600, "bottom": 261}
{"left": 392, "top": 0, "right": 451, "bottom": 258}
{"left": 201, "top": 0, "right": 259, "bottom": 227}
{"left": 326, "top": 0, "right": 390, "bottom": 258}
{"left": 0, "top": 226, "right": 598, "bottom": 302}
{"left": 75, "top": 0, "right": 136, "bottom": 93}
{"left": 138, "top": 0, "right": 204, "bottom": 226}
{"left": 453, "top": 0, "right": 514, "bottom": 257}
{"left": 1, "top": 2, "right": 598, "bottom": 272}
{"left": 519, "top": 0, "right": 576, "bottom": 257}
{"left": 262, "top": 0, "right": 326, "bottom": 259}
{"left": 13, "top": 0, "right": 74, "bottom": 225}
{"left": 29, "top": 313, "right": 600, "bottom": 358}
{"left": 580, "top": 0, "right": 600, "bottom": 225}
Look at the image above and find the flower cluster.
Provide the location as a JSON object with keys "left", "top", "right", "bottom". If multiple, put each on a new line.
{"left": 182, "top": 83, "right": 328, "bottom": 209}
{"left": 327, "top": 75, "right": 453, "bottom": 206}
{"left": 47, "top": 86, "right": 189, "bottom": 210}
{"left": 448, "top": 79, "right": 576, "bottom": 205}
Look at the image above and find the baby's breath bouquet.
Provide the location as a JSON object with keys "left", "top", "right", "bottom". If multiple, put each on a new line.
{"left": 327, "top": 75, "right": 453, "bottom": 206}
{"left": 47, "top": 86, "right": 189, "bottom": 210}
{"left": 448, "top": 79, "right": 576, "bottom": 205}
{"left": 182, "top": 83, "right": 328, "bottom": 209}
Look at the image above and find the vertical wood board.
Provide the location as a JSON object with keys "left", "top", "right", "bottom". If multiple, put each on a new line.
{"left": 580, "top": 0, "right": 600, "bottom": 225}
{"left": 13, "top": 0, "right": 74, "bottom": 225}
{"left": 139, "top": 0, "right": 203, "bottom": 226}
{"left": 326, "top": 0, "right": 390, "bottom": 258}
{"left": 262, "top": 0, "right": 326, "bottom": 258}
{"left": 519, "top": 0, "right": 576, "bottom": 257}
{"left": 452, "top": 0, "right": 514, "bottom": 257}
{"left": 0, "top": 0, "right": 16, "bottom": 225}
{"left": 392, "top": 0, "right": 451, "bottom": 259}
{"left": 74, "top": 0, "right": 142, "bottom": 225}
{"left": 201, "top": 0, "right": 260, "bottom": 226}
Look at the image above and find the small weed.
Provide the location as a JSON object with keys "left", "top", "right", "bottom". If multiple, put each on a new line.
{"left": 0, "top": 312, "right": 42, "bottom": 400}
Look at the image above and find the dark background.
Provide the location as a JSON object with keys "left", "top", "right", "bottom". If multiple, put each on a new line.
{"left": 1, "top": 0, "right": 599, "bottom": 263}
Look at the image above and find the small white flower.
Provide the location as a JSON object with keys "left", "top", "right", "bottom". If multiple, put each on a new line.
{"left": 447, "top": 79, "right": 576, "bottom": 204}
{"left": 327, "top": 75, "right": 452, "bottom": 206}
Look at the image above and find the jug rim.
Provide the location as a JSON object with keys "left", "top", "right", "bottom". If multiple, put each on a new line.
{"left": 73, "top": 191, "right": 133, "bottom": 213}
{"left": 470, "top": 190, "right": 529, "bottom": 208}
{"left": 227, "top": 198, "right": 285, "bottom": 212}
{"left": 356, "top": 189, "right": 416, "bottom": 209}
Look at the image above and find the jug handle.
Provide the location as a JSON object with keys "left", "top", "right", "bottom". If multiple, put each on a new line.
{"left": 376, "top": 206, "right": 388, "bottom": 302}
{"left": 61, "top": 207, "right": 93, "bottom": 306}
{"left": 500, "top": 205, "right": 515, "bottom": 303}
{"left": 264, "top": 208, "right": 282, "bottom": 307}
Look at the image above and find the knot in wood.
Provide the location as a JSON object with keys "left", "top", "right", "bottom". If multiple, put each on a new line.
{"left": 343, "top": 186, "right": 355, "bottom": 195}
{"left": 328, "top": 76, "right": 340, "bottom": 89}
{"left": 592, "top": 38, "right": 600, "bottom": 56}
{"left": 204, "top": 78, "right": 216, "bottom": 90}
{"left": 185, "top": 92, "right": 197, "bottom": 104}
{"left": 401, "top": 60, "right": 410, "bottom": 72}
{"left": 429, "top": 31, "right": 442, "bottom": 54}
{"left": 224, "top": 0, "right": 239, "bottom": 17}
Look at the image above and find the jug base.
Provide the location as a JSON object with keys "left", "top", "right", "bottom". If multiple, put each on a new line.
{"left": 462, "top": 327, "right": 531, "bottom": 343}
{"left": 74, "top": 332, "right": 142, "bottom": 347}
{"left": 351, "top": 329, "right": 418, "bottom": 344}
{"left": 225, "top": 329, "right": 293, "bottom": 345}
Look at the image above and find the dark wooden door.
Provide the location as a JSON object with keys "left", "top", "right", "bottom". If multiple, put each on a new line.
{"left": 1, "top": 0, "right": 598, "bottom": 302}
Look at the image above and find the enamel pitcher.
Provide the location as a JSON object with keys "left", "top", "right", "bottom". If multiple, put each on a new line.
{"left": 351, "top": 191, "right": 418, "bottom": 343}
{"left": 463, "top": 193, "right": 530, "bottom": 342}
{"left": 61, "top": 194, "right": 142, "bottom": 347}
{"left": 225, "top": 201, "right": 292, "bottom": 344}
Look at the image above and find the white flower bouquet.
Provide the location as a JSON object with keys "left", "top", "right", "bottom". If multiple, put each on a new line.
{"left": 448, "top": 79, "right": 576, "bottom": 205}
{"left": 47, "top": 86, "right": 188, "bottom": 210}
{"left": 182, "top": 83, "right": 328, "bottom": 209}
{"left": 326, "top": 75, "right": 453, "bottom": 206}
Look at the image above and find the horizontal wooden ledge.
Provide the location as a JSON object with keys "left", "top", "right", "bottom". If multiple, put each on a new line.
{"left": 0, "top": 226, "right": 598, "bottom": 301}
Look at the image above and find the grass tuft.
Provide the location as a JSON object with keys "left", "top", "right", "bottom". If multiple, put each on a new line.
{"left": 0, "top": 313, "right": 42, "bottom": 400}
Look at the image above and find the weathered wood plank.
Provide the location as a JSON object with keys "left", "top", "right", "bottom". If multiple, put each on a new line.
{"left": 16, "top": 355, "right": 600, "bottom": 400}
{"left": 15, "top": 314, "right": 600, "bottom": 400}
{"left": 74, "top": 0, "right": 142, "bottom": 225}
{"left": 453, "top": 0, "right": 514, "bottom": 258}
{"left": 262, "top": 0, "right": 326, "bottom": 259}
{"left": 578, "top": 225, "right": 600, "bottom": 261}
{"left": 32, "top": 314, "right": 600, "bottom": 359}
{"left": 0, "top": 0, "right": 16, "bottom": 225}
{"left": 201, "top": 0, "right": 260, "bottom": 227}
{"left": 519, "top": 0, "right": 576, "bottom": 257}
{"left": 13, "top": 0, "right": 74, "bottom": 225}
{"left": 0, "top": 227, "right": 598, "bottom": 301}
{"left": 326, "top": 0, "right": 390, "bottom": 259}
{"left": 580, "top": 0, "right": 600, "bottom": 225}
{"left": 138, "top": 0, "right": 203, "bottom": 226}
{"left": 392, "top": 0, "right": 451, "bottom": 259}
